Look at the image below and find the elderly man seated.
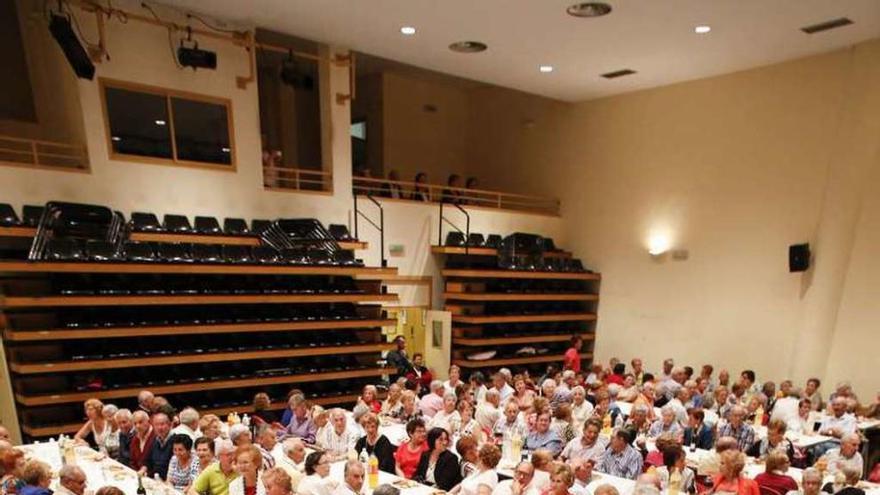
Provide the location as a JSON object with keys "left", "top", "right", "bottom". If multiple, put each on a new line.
{"left": 697, "top": 436, "right": 738, "bottom": 476}
{"left": 717, "top": 405, "right": 755, "bottom": 452}
{"left": 318, "top": 408, "right": 360, "bottom": 461}
{"left": 786, "top": 468, "right": 822, "bottom": 495}
{"left": 273, "top": 438, "right": 306, "bottom": 490}
{"left": 819, "top": 397, "right": 858, "bottom": 439}
{"left": 495, "top": 401, "right": 527, "bottom": 441}
{"left": 419, "top": 381, "right": 446, "bottom": 418}
{"left": 492, "top": 461, "right": 540, "bottom": 495}
{"left": 816, "top": 434, "right": 863, "bottom": 479}
{"left": 334, "top": 460, "right": 365, "bottom": 495}
{"left": 647, "top": 406, "right": 682, "bottom": 439}
{"left": 568, "top": 458, "right": 598, "bottom": 495}
{"left": 597, "top": 430, "right": 642, "bottom": 480}
{"left": 56, "top": 465, "right": 87, "bottom": 495}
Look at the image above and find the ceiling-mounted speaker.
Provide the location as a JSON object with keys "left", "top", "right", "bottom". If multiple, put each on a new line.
{"left": 789, "top": 243, "right": 810, "bottom": 272}
{"left": 177, "top": 42, "right": 217, "bottom": 70}
{"left": 49, "top": 13, "right": 96, "bottom": 80}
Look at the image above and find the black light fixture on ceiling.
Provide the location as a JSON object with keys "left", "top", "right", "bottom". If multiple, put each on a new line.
{"left": 280, "top": 50, "right": 315, "bottom": 90}
{"left": 177, "top": 27, "right": 217, "bottom": 70}
{"left": 48, "top": 11, "right": 96, "bottom": 80}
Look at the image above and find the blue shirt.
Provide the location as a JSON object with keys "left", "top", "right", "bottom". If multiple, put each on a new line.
{"left": 146, "top": 434, "right": 174, "bottom": 479}
{"left": 598, "top": 444, "right": 643, "bottom": 480}
{"left": 524, "top": 429, "right": 563, "bottom": 456}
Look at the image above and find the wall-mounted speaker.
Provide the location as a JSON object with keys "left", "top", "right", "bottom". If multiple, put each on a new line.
{"left": 789, "top": 243, "right": 810, "bottom": 272}
{"left": 49, "top": 13, "right": 95, "bottom": 80}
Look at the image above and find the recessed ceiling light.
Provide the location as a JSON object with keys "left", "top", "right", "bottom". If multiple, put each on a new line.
{"left": 155, "top": 120, "right": 166, "bottom": 126}
{"left": 449, "top": 41, "right": 488, "bottom": 53}
{"left": 400, "top": 26, "right": 416, "bottom": 36}
{"left": 539, "top": 65, "right": 554, "bottom": 73}
{"left": 111, "top": 136, "right": 121, "bottom": 142}
{"left": 566, "top": 2, "right": 612, "bottom": 18}
{"left": 694, "top": 25, "right": 711, "bottom": 34}
{"left": 221, "top": 147, "right": 231, "bottom": 153}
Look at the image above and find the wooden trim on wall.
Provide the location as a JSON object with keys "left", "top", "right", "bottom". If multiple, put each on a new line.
{"left": 98, "top": 77, "right": 237, "bottom": 172}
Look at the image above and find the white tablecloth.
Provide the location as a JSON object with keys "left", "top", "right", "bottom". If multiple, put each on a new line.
{"left": 20, "top": 442, "right": 178, "bottom": 495}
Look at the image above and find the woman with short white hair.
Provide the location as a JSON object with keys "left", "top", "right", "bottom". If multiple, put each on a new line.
{"left": 427, "top": 393, "right": 461, "bottom": 435}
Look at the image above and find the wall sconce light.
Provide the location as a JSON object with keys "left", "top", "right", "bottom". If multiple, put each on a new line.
{"left": 648, "top": 233, "right": 671, "bottom": 257}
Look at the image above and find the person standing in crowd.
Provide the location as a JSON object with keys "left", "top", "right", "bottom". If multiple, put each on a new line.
{"left": 563, "top": 336, "right": 583, "bottom": 373}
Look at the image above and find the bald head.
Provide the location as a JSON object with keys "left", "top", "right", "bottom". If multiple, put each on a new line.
{"left": 716, "top": 436, "right": 738, "bottom": 453}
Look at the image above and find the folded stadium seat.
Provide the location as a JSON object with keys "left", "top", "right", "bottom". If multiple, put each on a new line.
{"left": 157, "top": 243, "right": 193, "bottom": 263}
{"left": 306, "top": 248, "right": 333, "bottom": 265}
{"left": 328, "top": 224, "right": 354, "bottom": 241}
{"left": 251, "top": 246, "right": 281, "bottom": 264}
{"left": 162, "top": 214, "right": 193, "bottom": 233}
{"left": 485, "top": 234, "right": 502, "bottom": 249}
{"left": 467, "top": 233, "right": 485, "bottom": 247}
{"left": 543, "top": 237, "right": 557, "bottom": 251}
{"left": 332, "top": 250, "right": 363, "bottom": 267}
{"left": 123, "top": 242, "right": 156, "bottom": 262}
{"left": 222, "top": 245, "right": 252, "bottom": 264}
{"left": 223, "top": 218, "right": 250, "bottom": 236}
{"left": 194, "top": 216, "right": 222, "bottom": 235}
{"left": 45, "top": 238, "right": 85, "bottom": 261}
{"left": 129, "top": 212, "right": 163, "bottom": 232}
{"left": 444, "top": 231, "right": 466, "bottom": 247}
{"left": 0, "top": 203, "right": 20, "bottom": 226}
{"left": 567, "top": 258, "right": 587, "bottom": 273}
{"left": 22, "top": 205, "right": 44, "bottom": 227}
{"left": 251, "top": 219, "right": 271, "bottom": 235}
{"left": 191, "top": 244, "right": 222, "bottom": 263}
{"left": 279, "top": 246, "right": 308, "bottom": 265}
{"left": 85, "top": 240, "right": 121, "bottom": 262}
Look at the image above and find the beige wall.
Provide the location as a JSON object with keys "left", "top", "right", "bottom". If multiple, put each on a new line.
{"left": 382, "top": 72, "right": 470, "bottom": 184}
{"left": 468, "top": 40, "right": 880, "bottom": 397}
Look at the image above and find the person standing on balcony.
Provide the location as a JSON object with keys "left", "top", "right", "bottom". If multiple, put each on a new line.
{"left": 411, "top": 172, "right": 430, "bottom": 201}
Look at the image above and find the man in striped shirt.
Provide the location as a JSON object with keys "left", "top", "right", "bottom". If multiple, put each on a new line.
{"left": 597, "top": 430, "right": 642, "bottom": 480}
{"left": 717, "top": 405, "right": 756, "bottom": 452}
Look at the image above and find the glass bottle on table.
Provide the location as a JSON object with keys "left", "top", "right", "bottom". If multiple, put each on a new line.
{"left": 137, "top": 473, "right": 147, "bottom": 495}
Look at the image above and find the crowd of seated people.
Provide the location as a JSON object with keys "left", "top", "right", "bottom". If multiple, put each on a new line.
{"left": 353, "top": 169, "right": 485, "bottom": 205}
{"left": 2, "top": 353, "right": 879, "bottom": 495}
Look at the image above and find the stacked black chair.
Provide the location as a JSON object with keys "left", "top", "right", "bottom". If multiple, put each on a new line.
{"left": 123, "top": 242, "right": 156, "bottom": 262}
{"left": 222, "top": 245, "right": 252, "bottom": 264}
{"left": 194, "top": 216, "right": 222, "bottom": 235}
{"left": 328, "top": 224, "right": 354, "bottom": 242}
{"left": 252, "top": 246, "right": 281, "bottom": 264}
{"left": 498, "top": 232, "right": 545, "bottom": 271}
{"left": 467, "top": 233, "right": 485, "bottom": 247}
{"left": 223, "top": 218, "right": 250, "bottom": 236}
{"left": 444, "top": 231, "right": 466, "bottom": 247}
{"left": 260, "top": 219, "right": 342, "bottom": 265}
{"left": 29, "top": 202, "right": 125, "bottom": 262}
{"left": 192, "top": 244, "right": 223, "bottom": 263}
{"left": 157, "top": 243, "right": 193, "bottom": 263}
{"left": 163, "top": 214, "right": 193, "bottom": 233}
{"left": 251, "top": 219, "right": 271, "bottom": 235}
{"left": 22, "top": 205, "right": 44, "bottom": 227}
{"left": 129, "top": 212, "right": 163, "bottom": 232}
{"left": 0, "top": 204, "right": 20, "bottom": 226}
{"left": 485, "top": 234, "right": 503, "bottom": 249}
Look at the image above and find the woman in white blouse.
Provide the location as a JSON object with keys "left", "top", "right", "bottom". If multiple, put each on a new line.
{"left": 297, "top": 452, "right": 337, "bottom": 495}
{"left": 228, "top": 445, "right": 266, "bottom": 495}
{"left": 450, "top": 444, "right": 502, "bottom": 495}
{"left": 428, "top": 392, "right": 461, "bottom": 434}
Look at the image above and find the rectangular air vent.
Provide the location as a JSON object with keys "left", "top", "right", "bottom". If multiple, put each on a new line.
{"left": 601, "top": 69, "right": 636, "bottom": 79}
{"left": 801, "top": 17, "right": 853, "bottom": 34}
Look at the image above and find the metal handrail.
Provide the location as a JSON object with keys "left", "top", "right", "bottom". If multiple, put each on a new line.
{"left": 263, "top": 165, "right": 332, "bottom": 191}
{"left": 352, "top": 176, "right": 559, "bottom": 215}
{"left": 354, "top": 193, "right": 386, "bottom": 268}
{"left": 439, "top": 202, "right": 471, "bottom": 256}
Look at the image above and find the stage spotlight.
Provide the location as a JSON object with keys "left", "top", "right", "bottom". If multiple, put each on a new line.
{"left": 280, "top": 51, "right": 314, "bottom": 90}
{"left": 49, "top": 13, "right": 96, "bottom": 80}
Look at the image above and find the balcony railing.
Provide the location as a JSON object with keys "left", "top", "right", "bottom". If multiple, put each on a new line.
{"left": 0, "top": 135, "right": 89, "bottom": 172}
{"left": 263, "top": 165, "right": 332, "bottom": 192}
{"left": 352, "top": 177, "right": 560, "bottom": 216}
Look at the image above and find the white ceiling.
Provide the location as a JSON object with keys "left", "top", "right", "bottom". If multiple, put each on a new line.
{"left": 162, "top": 0, "right": 880, "bottom": 102}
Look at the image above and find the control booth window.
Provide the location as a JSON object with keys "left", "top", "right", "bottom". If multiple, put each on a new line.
{"left": 100, "top": 79, "right": 235, "bottom": 169}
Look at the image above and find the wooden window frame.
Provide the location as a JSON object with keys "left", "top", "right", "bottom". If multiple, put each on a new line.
{"left": 98, "top": 78, "right": 237, "bottom": 172}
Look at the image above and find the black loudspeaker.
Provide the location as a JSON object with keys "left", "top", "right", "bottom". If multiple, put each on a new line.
{"left": 789, "top": 243, "right": 810, "bottom": 272}
{"left": 49, "top": 14, "right": 96, "bottom": 80}
{"left": 177, "top": 43, "right": 217, "bottom": 70}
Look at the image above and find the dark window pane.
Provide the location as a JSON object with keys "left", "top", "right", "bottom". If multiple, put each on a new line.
{"left": 171, "top": 98, "right": 232, "bottom": 165}
{"left": 104, "top": 87, "right": 172, "bottom": 159}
